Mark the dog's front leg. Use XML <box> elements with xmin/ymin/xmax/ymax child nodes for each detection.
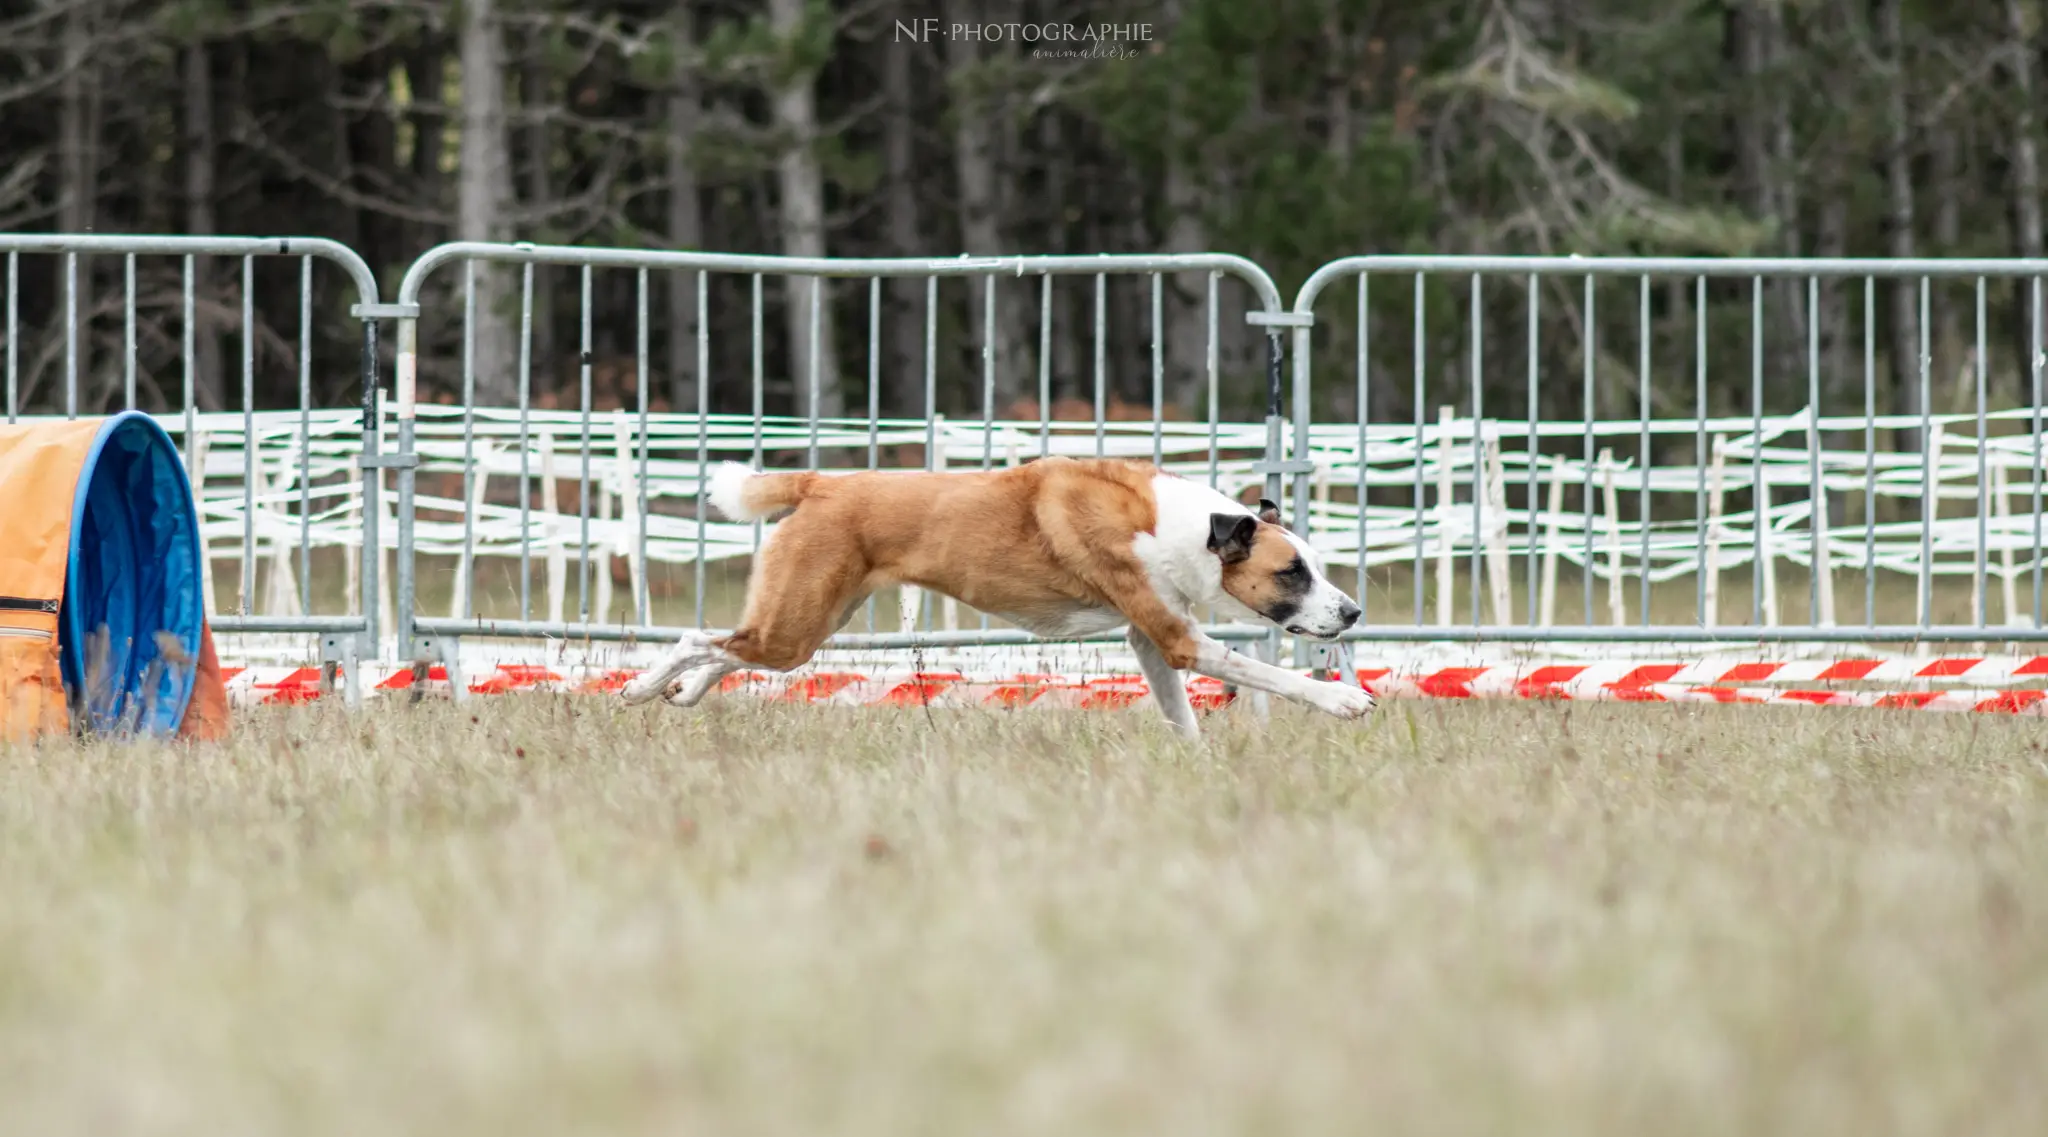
<box><xmin>1127</xmin><ymin>627</ymin><xmax>1200</xmax><ymax>740</ymax></box>
<box><xmin>1188</xmin><ymin>635</ymin><xmax>1376</xmax><ymax>720</ymax></box>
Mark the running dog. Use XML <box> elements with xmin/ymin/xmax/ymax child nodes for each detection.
<box><xmin>619</xmin><ymin>457</ymin><xmax>1372</xmax><ymax>738</ymax></box>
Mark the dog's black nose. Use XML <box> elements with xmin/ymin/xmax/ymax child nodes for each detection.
<box><xmin>1338</xmin><ymin>601</ymin><xmax>1361</xmax><ymax>627</ymax></box>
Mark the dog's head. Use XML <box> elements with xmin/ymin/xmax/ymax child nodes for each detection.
<box><xmin>1206</xmin><ymin>499</ymin><xmax>1360</xmax><ymax>640</ymax></box>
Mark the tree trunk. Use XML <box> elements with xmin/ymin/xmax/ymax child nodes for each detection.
<box><xmin>942</xmin><ymin>0</ymin><xmax>1028</xmax><ymax>411</ymax></box>
<box><xmin>1728</xmin><ymin>3</ymin><xmax>1772</xmax><ymax>234</ymax></box>
<box><xmin>666</xmin><ymin>5</ymin><xmax>705</xmax><ymax>416</ymax></box>
<box><xmin>1768</xmin><ymin>3</ymin><xmax>1807</xmax><ymax>388</ymax></box>
<box><xmin>57</xmin><ymin>0</ymin><xmax>97</xmax><ymax>411</ymax></box>
<box><xmin>768</xmin><ymin>0</ymin><xmax>841</xmax><ymax>420</ymax></box>
<box><xmin>2006</xmin><ymin>0</ymin><xmax>2044</xmax><ymax>406</ymax></box>
<box><xmin>183</xmin><ymin>42</ymin><xmax>225</xmax><ymax>412</ymax></box>
<box><xmin>458</xmin><ymin>0</ymin><xmax>517</xmax><ymax>405</ymax></box>
<box><xmin>881</xmin><ymin>1</ymin><xmax>924</xmax><ymax>417</ymax></box>
<box><xmin>522</xmin><ymin>26</ymin><xmax>555</xmax><ymax>384</ymax></box>
<box><xmin>1930</xmin><ymin>117</ymin><xmax>1964</xmax><ymax>409</ymax></box>
<box><xmin>1878</xmin><ymin>0</ymin><xmax>1923</xmax><ymax>450</ymax></box>
<box><xmin>1161</xmin><ymin>0</ymin><xmax>1211</xmax><ymax>416</ymax></box>
<box><xmin>408</xmin><ymin>48</ymin><xmax>449</xmax><ymax>260</ymax></box>
<box><xmin>1041</xmin><ymin>111</ymin><xmax>1083</xmax><ymax>405</ymax></box>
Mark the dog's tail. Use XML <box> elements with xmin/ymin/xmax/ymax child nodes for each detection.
<box><xmin>708</xmin><ymin>462</ymin><xmax>816</xmax><ymax>521</ymax></box>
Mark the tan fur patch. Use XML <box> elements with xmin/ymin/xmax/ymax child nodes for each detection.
<box><xmin>1218</xmin><ymin>525</ymin><xmax>1304</xmax><ymax>618</ymax></box>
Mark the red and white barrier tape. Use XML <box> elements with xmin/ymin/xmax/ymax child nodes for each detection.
<box><xmin>218</xmin><ymin>663</ymin><xmax>2048</xmax><ymax>716</ymax></box>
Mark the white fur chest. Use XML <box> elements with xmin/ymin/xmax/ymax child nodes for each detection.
<box><xmin>1131</xmin><ymin>474</ymin><xmax>1260</xmax><ymax>620</ymax></box>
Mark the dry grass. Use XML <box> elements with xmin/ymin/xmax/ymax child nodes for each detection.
<box><xmin>3</xmin><ymin>697</ymin><xmax>2047</xmax><ymax>1136</ymax></box>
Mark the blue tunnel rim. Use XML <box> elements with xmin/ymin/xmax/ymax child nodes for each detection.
<box><xmin>59</xmin><ymin>410</ymin><xmax>205</xmax><ymax>735</ymax></box>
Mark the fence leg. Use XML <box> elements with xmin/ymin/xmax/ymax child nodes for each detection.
<box><xmin>443</xmin><ymin>637</ymin><xmax>468</xmax><ymax>705</ymax></box>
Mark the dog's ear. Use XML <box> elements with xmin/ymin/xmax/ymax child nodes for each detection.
<box><xmin>1256</xmin><ymin>498</ymin><xmax>1283</xmax><ymax>527</ymax></box>
<box><xmin>1208</xmin><ymin>513</ymin><xmax>1259</xmax><ymax>565</ymax></box>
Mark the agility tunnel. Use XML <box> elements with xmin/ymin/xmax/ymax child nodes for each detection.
<box><xmin>0</xmin><ymin>411</ymin><xmax>227</xmax><ymax>742</ymax></box>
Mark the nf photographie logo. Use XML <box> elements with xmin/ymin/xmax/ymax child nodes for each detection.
<box><xmin>895</xmin><ymin>20</ymin><xmax>1153</xmax><ymax>59</ymax></box>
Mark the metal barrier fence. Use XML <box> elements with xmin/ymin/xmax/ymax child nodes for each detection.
<box><xmin>8</xmin><ymin>237</ymin><xmax>2048</xmax><ymax>694</ymax></box>
<box><xmin>1292</xmin><ymin>256</ymin><xmax>2048</xmax><ymax>645</ymax></box>
<box><xmin>384</xmin><ymin>243</ymin><xmax>1300</xmax><ymax>679</ymax></box>
<box><xmin>0</xmin><ymin>234</ymin><xmax>398</xmax><ymax>701</ymax></box>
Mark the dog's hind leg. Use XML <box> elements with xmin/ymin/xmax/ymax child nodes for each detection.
<box><xmin>621</xmin><ymin>632</ymin><xmax>728</xmax><ymax>705</ymax></box>
<box><xmin>667</xmin><ymin>593</ymin><xmax>867</xmax><ymax>709</ymax></box>
<box><xmin>710</xmin><ymin>508</ymin><xmax>870</xmax><ymax>674</ymax></box>
<box><xmin>664</xmin><ymin>660</ymin><xmax>735</xmax><ymax>708</ymax></box>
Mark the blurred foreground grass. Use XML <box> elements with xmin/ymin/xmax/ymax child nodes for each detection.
<box><xmin>2</xmin><ymin>697</ymin><xmax>2046</xmax><ymax>1136</ymax></box>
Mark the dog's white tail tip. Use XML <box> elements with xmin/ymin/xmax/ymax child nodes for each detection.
<box><xmin>707</xmin><ymin>462</ymin><xmax>760</xmax><ymax>522</ymax></box>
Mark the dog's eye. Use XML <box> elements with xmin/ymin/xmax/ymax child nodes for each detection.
<box><xmin>1279</xmin><ymin>559</ymin><xmax>1309</xmax><ymax>580</ymax></box>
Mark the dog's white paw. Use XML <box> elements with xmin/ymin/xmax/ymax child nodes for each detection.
<box><xmin>619</xmin><ymin>674</ymin><xmax>668</xmax><ymax>705</ymax></box>
<box><xmin>1311</xmin><ymin>680</ymin><xmax>1377</xmax><ymax>719</ymax></box>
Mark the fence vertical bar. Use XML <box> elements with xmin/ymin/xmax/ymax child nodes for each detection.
<box><xmin>241</xmin><ymin>256</ymin><xmax>256</xmax><ymax>616</ymax></box>
<box><xmin>299</xmin><ymin>256</ymin><xmax>314</xmax><ymax>616</ymax></box>
<box><xmin>64</xmin><ymin>253</ymin><xmax>78</xmax><ymax>419</ymax></box>
<box><xmin>1919</xmin><ymin>277</ymin><xmax>1932</xmax><ymax>631</ymax></box>
<box><xmin>1807</xmin><ymin>275</ymin><xmax>1823</xmax><ymax>626</ymax></box>
<box><xmin>2023</xmin><ymin>276</ymin><xmax>2039</xmax><ymax>630</ymax></box>
<box><xmin>1526</xmin><ymin>275</ymin><xmax>1539</xmax><ymax>627</ymax></box>
<box><xmin>394</xmin><ymin>297</ymin><xmax>419</xmax><ymax>666</ymax></box>
<box><xmin>984</xmin><ymin>275</ymin><xmax>997</xmax><ymax>472</ymax></box>
<box><xmin>1414</xmin><ymin>273</ymin><xmax>1427</xmax><ymax>627</ymax></box>
<box><xmin>1360</xmin><ymin>275</ymin><xmax>1371</xmax><ymax>617</ymax></box>
<box><xmin>985</xmin><ymin>275</ymin><xmax>999</xmax><ymax>631</ymax></box>
<box><xmin>752</xmin><ymin>274</ymin><xmax>765</xmax><ymax>558</ymax></box>
<box><xmin>1150</xmin><ymin>273</ymin><xmax>1164</xmax><ymax>468</ymax></box>
<box><xmin>578</xmin><ymin>265</ymin><xmax>593</xmax><ymax>626</ymax></box>
<box><xmin>1093</xmin><ymin>273</ymin><xmax>1107</xmax><ymax>459</ymax></box>
<box><xmin>1470</xmin><ymin>273</ymin><xmax>1484</xmax><ymax>628</ymax></box>
<box><xmin>923</xmin><ymin>275</ymin><xmax>937</xmax><ymax>631</ymax></box>
<box><xmin>5</xmin><ymin>252</ymin><xmax>16</xmax><ymax>422</ymax></box>
<box><xmin>811</xmin><ymin>275</ymin><xmax>824</xmax><ymax>471</ymax></box>
<box><xmin>867</xmin><ymin>277</ymin><xmax>880</xmax><ymax>631</ymax></box>
<box><xmin>1751</xmin><ymin>277</ymin><xmax>1763</xmax><ymax>627</ymax></box>
<box><xmin>1694</xmin><ymin>276</ymin><xmax>1707</xmax><ymax>625</ymax></box>
<box><xmin>1974</xmin><ymin>276</ymin><xmax>1989</xmax><ymax>630</ymax></box>
<box><xmin>1865</xmin><ymin>277</ymin><xmax>1877</xmax><ymax>625</ymax></box>
<box><xmin>868</xmin><ymin>277</ymin><xmax>881</xmax><ymax>474</ymax></box>
<box><xmin>183</xmin><ymin>257</ymin><xmax>195</xmax><ymax>471</ymax></box>
<box><xmin>517</xmin><ymin>264</ymin><xmax>534</xmax><ymax>623</ymax></box>
<box><xmin>123</xmin><ymin>255</ymin><xmax>136</xmax><ymax>409</ymax></box>
<box><xmin>358</xmin><ymin>310</ymin><xmax>381</xmax><ymax>663</ymax></box>
<box><xmin>1636</xmin><ymin>275</ymin><xmax>1650</xmax><ymax>626</ymax></box>
<box><xmin>451</xmin><ymin>262</ymin><xmax>476</xmax><ymax>624</ymax></box>
<box><xmin>1582</xmin><ymin>276</ymin><xmax>1596</xmax><ymax>624</ymax></box>
<box><xmin>695</xmin><ymin>271</ymin><xmax>709</xmax><ymax>630</ymax></box>
<box><xmin>635</xmin><ymin>267</ymin><xmax>651</xmax><ymax>627</ymax></box>
<box><xmin>1207</xmin><ymin>273</ymin><xmax>1219</xmax><ymax>489</ymax></box>
<box><xmin>1040</xmin><ymin>275</ymin><xmax>1053</xmax><ymax>461</ymax></box>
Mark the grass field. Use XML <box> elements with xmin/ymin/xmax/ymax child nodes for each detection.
<box><xmin>3</xmin><ymin>697</ymin><xmax>2046</xmax><ymax>1136</ymax></box>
